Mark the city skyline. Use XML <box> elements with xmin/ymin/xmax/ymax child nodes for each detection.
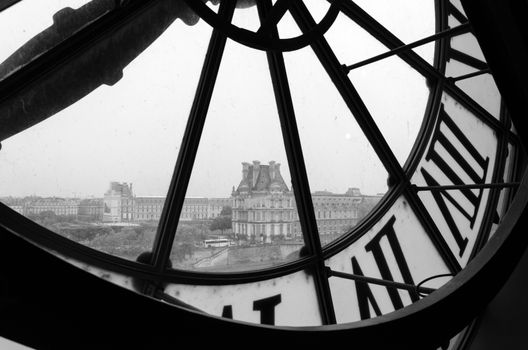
<box><xmin>0</xmin><ymin>176</ymin><xmax>386</xmax><ymax>200</ymax></box>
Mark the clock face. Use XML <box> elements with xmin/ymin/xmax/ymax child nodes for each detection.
<box><xmin>0</xmin><ymin>0</ymin><xmax>524</xmax><ymax>344</ymax></box>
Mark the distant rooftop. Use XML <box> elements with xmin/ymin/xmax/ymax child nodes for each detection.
<box><xmin>234</xmin><ymin>160</ymin><xmax>289</xmax><ymax>194</ymax></box>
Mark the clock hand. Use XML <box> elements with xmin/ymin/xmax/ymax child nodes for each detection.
<box><xmin>326</xmin><ymin>267</ymin><xmax>445</xmax><ymax>296</ymax></box>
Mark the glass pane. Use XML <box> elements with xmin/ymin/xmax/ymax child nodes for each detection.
<box><xmin>276</xmin><ymin>6</ymin><xmax>302</xmax><ymax>39</ymax></box>
<box><xmin>411</xmin><ymin>93</ymin><xmax>498</xmax><ymax>267</ymax></box>
<box><xmin>411</xmin><ymin>41</ymin><xmax>436</xmax><ymax>66</ymax></box>
<box><xmin>353</xmin><ymin>0</ymin><xmax>435</xmax><ymax>44</ymax></box>
<box><xmin>0</xmin><ymin>16</ymin><xmax>213</xmax><ymax>260</ymax></box>
<box><xmin>274</xmin><ymin>0</ymin><xmax>330</xmax><ymax>36</ymax></box>
<box><xmin>445</xmin><ymin>33</ymin><xmax>486</xmax><ymax>77</ymax></box>
<box><xmin>0</xmin><ymin>0</ymin><xmax>113</xmax><ymax>80</ymax></box>
<box><xmin>446</xmin><ymin>58</ymin><xmax>477</xmax><ymax>78</ymax></box>
<box><xmin>455</xmin><ymin>74</ymin><xmax>501</xmax><ymax>119</ymax></box>
<box><xmin>325</xmin><ymin>12</ymin><xmax>387</xmax><ymax>68</ymax></box>
<box><xmin>284</xmin><ymin>44</ymin><xmax>388</xmax><ymax>246</ymax></box>
<box><xmin>326</xmin><ymin>196</ymin><xmax>452</xmax><ymax>323</ymax></box>
<box><xmin>450</xmin><ymin>33</ymin><xmax>485</xmax><ymax>63</ymax></box>
<box><xmin>349</xmin><ymin>55</ymin><xmax>431</xmax><ymax>166</ymax></box>
<box><xmin>446</xmin><ymin>31</ymin><xmax>501</xmax><ymax>119</ymax></box>
<box><xmin>303</xmin><ymin>0</ymin><xmax>331</xmax><ymax>23</ymax></box>
<box><xmin>164</xmin><ymin>269</ymin><xmax>322</xmax><ymax>326</ymax></box>
<box><xmin>170</xmin><ymin>39</ymin><xmax>304</xmax><ymax>272</ymax></box>
<box><xmin>231</xmin><ymin>1</ymin><xmax>260</xmax><ymax>32</ymax></box>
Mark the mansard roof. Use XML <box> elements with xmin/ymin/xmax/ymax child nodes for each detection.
<box><xmin>235</xmin><ymin>160</ymin><xmax>289</xmax><ymax>194</ymax></box>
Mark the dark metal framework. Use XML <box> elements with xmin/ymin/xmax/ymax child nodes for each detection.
<box><xmin>0</xmin><ymin>0</ymin><xmax>524</xmax><ymax>339</ymax></box>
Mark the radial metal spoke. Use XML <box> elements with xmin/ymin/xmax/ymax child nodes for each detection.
<box><xmin>257</xmin><ymin>0</ymin><xmax>336</xmax><ymax>324</ymax></box>
<box><xmin>150</xmin><ymin>0</ymin><xmax>236</xmax><ymax>273</ymax></box>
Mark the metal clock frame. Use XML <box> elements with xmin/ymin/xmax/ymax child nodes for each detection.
<box><xmin>0</xmin><ymin>0</ymin><xmax>525</xmax><ymax>346</ymax></box>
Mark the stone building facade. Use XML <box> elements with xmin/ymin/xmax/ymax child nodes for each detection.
<box><xmin>102</xmin><ymin>182</ymin><xmax>231</xmax><ymax>223</ymax></box>
<box><xmin>231</xmin><ymin>161</ymin><xmax>299</xmax><ymax>243</ymax></box>
<box><xmin>231</xmin><ymin>161</ymin><xmax>384</xmax><ymax>243</ymax></box>
<box><xmin>3</xmin><ymin>196</ymin><xmax>99</xmax><ymax>219</ymax></box>
<box><xmin>78</xmin><ymin>198</ymin><xmax>104</xmax><ymax>221</ymax></box>
<box><xmin>134</xmin><ymin>196</ymin><xmax>165</xmax><ymax>222</ymax></box>
<box><xmin>312</xmin><ymin>188</ymin><xmax>363</xmax><ymax>235</ymax></box>
<box><xmin>103</xmin><ymin>182</ymin><xmax>135</xmax><ymax>223</ymax></box>
<box><xmin>14</xmin><ymin>197</ymin><xmax>80</xmax><ymax>217</ymax></box>
<box><xmin>179</xmin><ymin>198</ymin><xmax>232</xmax><ymax>221</ymax></box>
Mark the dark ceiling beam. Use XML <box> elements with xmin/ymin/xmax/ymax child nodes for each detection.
<box><xmin>0</xmin><ymin>0</ymin><xmax>197</xmax><ymax>141</ymax></box>
<box><xmin>0</xmin><ymin>0</ymin><xmax>21</xmax><ymax>13</ymax></box>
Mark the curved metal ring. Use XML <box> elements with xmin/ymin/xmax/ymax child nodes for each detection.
<box><xmin>182</xmin><ymin>0</ymin><xmax>341</xmax><ymax>52</ymax></box>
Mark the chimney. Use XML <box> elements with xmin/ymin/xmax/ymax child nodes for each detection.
<box><xmin>252</xmin><ymin>160</ymin><xmax>261</xmax><ymax>187</ymax></box>
<box><xmin>242</xmin><ymin>162</ymin><xmax>250</xmax><ymax>181</ymax></box>
<box><xmin>269</xmin><ymin>160</ymin><xmax>276</xmax><ymax>180</ymax></box>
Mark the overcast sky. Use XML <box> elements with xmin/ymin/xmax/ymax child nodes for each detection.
<box><xmin>0</xmin><ymin>0</ymin><xmax>434</xmax><ymax>198</ymax></box>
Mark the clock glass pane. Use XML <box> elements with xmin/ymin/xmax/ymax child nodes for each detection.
<box><xmin>283</xmin><ymin>45</ymin><xmax>388</xmax><ymax>246</ymax></box>
<box><xmin>348</xmin><ymin>55</ymin><xmax>431</xmax><ymax>166</ymax></box>
<box><xmin>170</xmin><ymin>38</ymin><xmax>305</xmax><ymax>272</ymax></box>
<box><xmin>324</xmin><ymin>12</ymin><xmax>386</xmax><ymax>65</ymax></box>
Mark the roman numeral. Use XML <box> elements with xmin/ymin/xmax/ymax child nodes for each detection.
<box><xmin>253</xmin><ymin>294</ymin><xmax>282</xmax><ymax>325</ymax></box>
<box><xmin>448</xmin><ymin>2</ymin><xmax>468</xmax><ymax>24</ymax></box>
<box><xmin>352</xmin><ymin>216</ymin><xmax>419</xmax><ymax>320</ymax></box>
<box><xmin>420</xmin><ymin>106</ymin><xmax>489</xmax><ymax>257</ymax></box>
<box><xmin>448</xmin><ymin>48</ymin><xmax>488</xmax><ymax>71</ymax></box>
<box><xmin>221</xmin><ymin>294</ymin><xmax>282</xmax><ymax>325</ymax></box>
<box><xmin>222</xmin><ymin>305</ymin><xmax>233</xmax><ymax>319</ymax></box>
<box><xmin>351</xmin><ymin>256</ymin><xmax>382</xmax><ymax>320</ymax></box>
<box><xmin>447</xmin><ymin>2</ymin><xmax>488</xmax><ymax>72</ymax></box>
